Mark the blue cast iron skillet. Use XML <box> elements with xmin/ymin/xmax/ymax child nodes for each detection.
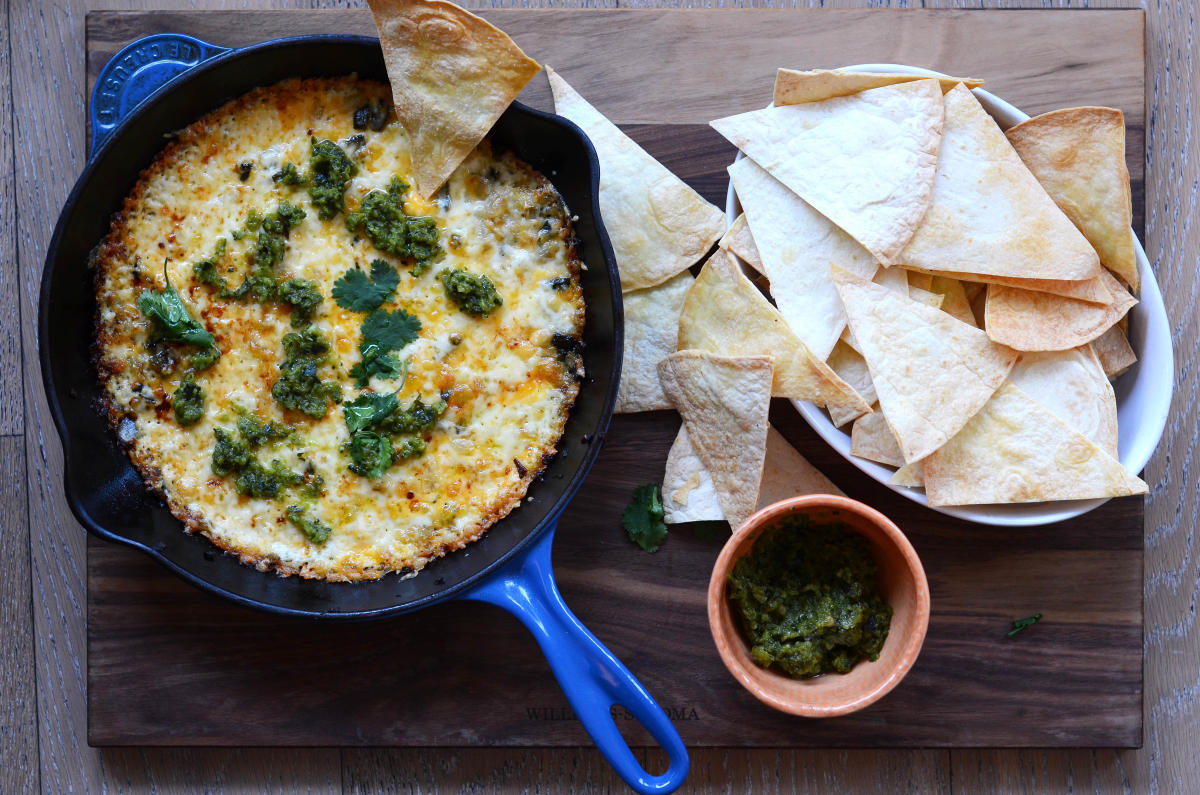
<box><xmin>41</xmin><ymin>33</ymin><xmax>687</xmax><ymax>794</ymax></box>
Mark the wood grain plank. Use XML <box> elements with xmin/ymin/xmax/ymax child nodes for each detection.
<box><xmin>79</xmin><ymin>3</ymin><xmax>1143</xmax><ymax>756</ymax></box>
<box><xmin>96</xmin><ymin>749</ymin><xmax>343</xmax><ymax>793</ymax></box>
<box><xmin>0</xmin><ymin>0</ymin><xmax>20</xmax><ymax>436</ymax></box>
<box><xmin>342</xmin><ymin>748</ymin><xmax>951</xmax><ymax>793</ymax></box>
<box><xmin>0</xmin><ymin>437</ymin><xmax>37</xmax><ymax>795</ymax></box>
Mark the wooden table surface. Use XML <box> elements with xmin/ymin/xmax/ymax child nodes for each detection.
<box><xmin>3</xmin><ymin>1</ymin><xmax>1196</xmax><ymax>793</ymax></box>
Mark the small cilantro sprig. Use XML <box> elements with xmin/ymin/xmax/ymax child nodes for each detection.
<box><xmin>349</xmin><ymin>307</ymin><xmax>421</xmax><ymax>388</ymax></box>
<box><xmin>622</xmin><ymin>484</ymin><xmax>668</xmax><ymax>553</ymax></box>
<box><xmin>361</xmin><ymin>306</ymin><xmax>421</xmax><ymax>351</ymax></box>
<box><xmin>343</xmin><ymin>391</ymin><xmax>400</xmax><ymax>435</ymax></box>
<box><xmin>349</xmin><ymin>351</ymin><xmax>405</xmax><ymax>389</ymax></box>
<box><xmin>332</xmin><ymin>259</ymin><xmax>399</xmax><ymax>312</ymax></box>
<box><xmin>138</xmin><ymin>262</ymin><xmax>215</xmax><ymax>348</ymax></box>
<box><xmin>1007</xmin><ymin>613</ymin><xmax>1043</xmax><ymax>638</ymax></box>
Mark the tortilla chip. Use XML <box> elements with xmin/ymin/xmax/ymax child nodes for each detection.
<box><xmin>773</xmin><ymin>68</ymin><xmax>983</xmax><ymax>105</ymax></box>
<box><xmin>890</xmin><ymin>460</ymin><xmax>925</xmax><ymax>488</ymax></box>
<box><xmin>664</xmin><ymin>425</ymin><xmax>843</xmax><ymax>524</ymax></box>
<box><xmin>924</xmin><ymin>382</ymin><xmax>1147</xmax><ymax>506</ymax></box>
<box><xmin>899</xmin><ymin>85</ymin><xmax>1101</xmax><ymax>283</ymax></box>
<box><xmin>657</xmin><ymin>351</ymin><xmax>773</xmax><ymax>529</ymax></box>
<box><xmin>678</xmin><ymin>251</ymin><xmax>869</xmax><ymax>413</ymax></box>
<box><xmin>827</xmin><ymin>341</ymin><xmax>876</xmax><ymax>427</ymax></box>
<box><xmin>841</xmin><ymin>267</ymin><xmax>912</xmax><ymax>353</ymax></box>
<box><xmin>929</xmin><ymin>276</ymin><xmax>976</xmax><ymax>326</ymax></box>
<box><xmin>1006</xmin><ymin>107</ymin><xmax>1137</xmax><ymax>290</ymax></box>
<box><xmin>908</xmin><ymin>285</ymin><xmax>944</xmax><ymax>308</ymax></box>
<box><xmin>834</xmin><ymin>267</ymin><xmax>1018</xmax><ymax>463</ymax></box>
<box><xmin>901</xmin><ymin>267</ymin><xmax>1112</xmax><ymax>304</ymax></box>
<box><xmin>547</xmin><ymin>68</ymin><xmax>724</xmax><ymax>291</ymax></box>
<box><xmin>1008</xmin><ymin>347</ymin><xmax>1118</xmax><ymax>457</ymax></box>
<box><xmin>662</xmin><ymin>425</ymin><xmax>723</xmax><ymax>524</ymax></box>
<box><xmin>616</xmin><ymin>271</ymin><xmax>694</xmax><ymax>413</ymax></box>
<box><xmin>758</xmin><ymin>425</ymin><xmax>845</xmax><ymax>503</ymax></box>
<box><xmin>728</xmin><ymin>156</ymin><xmax>878</xmax><ymax>360</ymax></box>
<box><xmin>368</xmin><ymin>0</ymin><xmax>542</xmax><ymax>199</ymax></box>
<box><xmin>851</xmin><ymin>409</ymin><xmax>905</xmax><ymax>467</ymax></box>
<box><xmin>985</xmin><ymin>270</ymin><xmax>1137</xmax><ymax>351</ymax></box>
<box><xmin>719</xmin><ymin>213</ymin><xmax>765</xmax><ymax>277</ymax></box>
<box><xmin>711</xmin><ymin>80</ymin><xmax>943</xmax><ymax>266</ymax></box>
<box><xmin>906</xmin><ymin>271</ymin><xmax>933</xmax><ymax>292</ymax></box>
<box><xmin>1092</xmin><ymin>324</ymin><xmax>1138</xmax><ymax>378</ymax></box>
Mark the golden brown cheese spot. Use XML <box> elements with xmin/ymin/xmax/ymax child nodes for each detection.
<box><xmin>94</xmin><ymin>77</ymin><xmax>584</xmax><ymax>582</ymax></box>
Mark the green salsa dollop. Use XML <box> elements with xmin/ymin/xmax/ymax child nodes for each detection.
<box><xmin>727</xmin><ymin>515</ymin><xmax>893</xmax><ymax>678</ymax></box>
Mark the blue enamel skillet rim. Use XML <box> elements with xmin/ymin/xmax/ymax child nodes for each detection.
<box><xmin>40</xmin><ymin>33</ymin><xmax>687</xmax><ymax>794</ymax></box>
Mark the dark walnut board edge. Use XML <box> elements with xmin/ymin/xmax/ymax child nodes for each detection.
<box><xmin>84</xmin><ymin>9</ymin><xmax>1145</xmax><ymax>749</ymax></box>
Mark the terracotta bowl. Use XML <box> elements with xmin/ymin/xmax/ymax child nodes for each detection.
<box><xmin>707</xmin><ymin>495</ymin><xmax>930</xmax><ymax>717</ymax></box>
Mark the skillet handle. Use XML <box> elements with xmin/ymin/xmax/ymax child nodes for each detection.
<box><xmin>458</xmin><ymin>525</ymin><xmax>689</xmax><ymax>794</ymax></box>
<box><xmin>90</xmin><ymin>33</ymin><xmax>231</xmax><ymax>157</ymax></box>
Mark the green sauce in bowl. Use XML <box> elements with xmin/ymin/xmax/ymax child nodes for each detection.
<box><xmin>727</xmin><ymin>516</ymin><xmax>893</xmax><ymax>678</ymax></box>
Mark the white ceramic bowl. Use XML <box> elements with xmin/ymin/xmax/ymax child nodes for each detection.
<box><xmin>725</xmin><ymin>63</ymin><xmax>1173</xmax><ymax>527</ymax></box>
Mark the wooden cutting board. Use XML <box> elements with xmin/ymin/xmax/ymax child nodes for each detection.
<box><xmin>85</xmin><ymin>9</ymin><xmax>1146</xmax><ymax>749</ymax></box>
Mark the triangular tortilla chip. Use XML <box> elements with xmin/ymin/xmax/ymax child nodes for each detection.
<box><xmin>1006</xmin><ymin>107</ymin><xmax>1137</xmax><ymax>290</ymax></box>
<box><xmin>663</xmin><ymin>425</ymin><xmax>843</xmax><ymax>524</ymax></box>
<box><xmin>925</xmin><ymin>382</ymin><xmax>1146</xmax><ymax>506</ymax></box>
<box><xmin>834</xmin><ymin>267</ymin><xmax>1018</xmax><ymax>463</ymax></box>
<box><xmin>711</xmin><ymin>80</ymin><xmax>943</xmax><ymax>266</ymax></box>
<box><xmin>729</xmin><ymin>156</ymin><xmax>879</xmax><ymax>360</ymax></box>
<box><xmin>616</xmin><ymin>271</ymin><xmax>694</xmax><ymax>413</ymax></box>
<box><xmin>758</xmin><ymin>425</ymin><xmax>845</xmax><ymax>504</ymax></box>
<box><xmin>1091</xmin><ymin>324</ymin><xmax>1138</xmax><ymax>378</ymax></box>
<box><xmin>889</xmin><ymin>460</ymin><xmax>925</xmax><ymax>488</ymax></box>
<box><xmin>985</xmin><ymin>270</ymin><xmax>1137</xmax><ymax>351</ymax></box>
<box><xmin>899</xmin><ymin>85</ymin><xmax>1101</xmax><ymax>283</ymax></box>
<box><xmin>678</xmin><ymin>251</ymin><xmax>869</xmax><ymax>413</ymax></box>
<box><xmin>657</xmin><ymin>351</ymin><xmax>773</xmax><ymax>529</ymax></box>
<box><xmin>773</xmin><ymin>68</ymin><xmax>983</xmax><ymax>105</ymax></box>
<box><xmin>368</xmin><ymin>0</ymin><xmax>542</xmax><ymax>199</ymax></box>
<box><xmin>840</xmin><ymin>266</ymin><xmax>912</xmax><ymax>353</ymax></box>
<box><xmin>662</xmin><ymin>425</ymin><xmax>723</xmax><ymax>524</ymax></box>
<box><xmin>851</xmin><ymin>409</ymin><xmax>905</xmax><ymax>467</ymax></box>
<box><xmin>908</xmin><ymin>285</ymin><xmax>943</xmax><ymax>308</ymax></box>
<box><xmin>929</xmin><ymin>275</ymin><xmax>977</xmax><ymax>326</ymax></box>
<box><xmin>1008</xmin><ymin>347</ymin><xmax>1118</xmax><ymax>457</ymax></box>
<box><xmin>827</xmin><ymin>341</ymin><xmax>876</xmax><ymax>427</ymax></box>
<box><xmin>547</xmin><ymin>67</ymin><xmax>724</xmax><ymax>291</ymax></box>
<box><xmin>901</xmin><ymin>267</ymin><xmax>1112</xmax><ymax>304</ymax></box>
<box><xmin>718</xmin><ymin>213</ymin><xmax>765</xmax><ymax>277</ymax></box>
<box><xmin>906</xmin><ymin>271</ymin><xmax>933</xmax><ymax>291</ymax></box>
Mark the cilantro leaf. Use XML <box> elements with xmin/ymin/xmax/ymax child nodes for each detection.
<box><xmin>332</xmin><ymin>259</ymin><xmax>399</xmax><ymax>312</ymax></box>
<box><xmin>622</xmin><ymin>484</ymin><xmax>668</xmax><ymax>553</ymax></box>
<box><xmin>343</xmin><ymin>391</ymin><xmax>400</xmax><ymax>435</ymax></box>
<box><xmin>361</xmin><ymin>307</ymin><xmax>421</xmax><ymax>353</ymax></box>
<box><xmin>137</xmin><ymin>264</ymin><xmax>215</xmax><ymax>349</ymax></box>
<box><xmin>369</xmin><ymin>258</ymin><xmax>400</xmax><ymax>297</ymax></box>
<box><xmin>349</xmin><ymin>352</ymin><xmax>404</xmax><ymax>390</ymax></box>
<box><xmin>1007</xmin><ymin>613</ymin><xmax>1043</xmax><ymax>638</ymax></box>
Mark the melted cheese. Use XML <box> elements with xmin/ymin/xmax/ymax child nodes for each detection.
<box><xmin>95</xmin><ymin>77</ymin><xmax>584</xmax><ymax>581</ymax></box>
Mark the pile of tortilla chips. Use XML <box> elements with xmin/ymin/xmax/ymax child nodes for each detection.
<box><xmin>546</xmin><ymin>70</ymin><xmax>853</xmax><ymax>525</ymax></box>
<box><xmin>361</xmin><ymin>9</ymin><xmax>1144</xmax><ymax>515</ymax></box>
<box><xmin>705</xmin><ymin>68</ymin><xmax>1148</xmax><ymax>507</ymax></box>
